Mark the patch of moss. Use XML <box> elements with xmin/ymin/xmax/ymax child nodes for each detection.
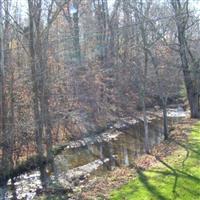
<box><xmin>110</xmin><ymin>122</ymin><xmax>200</xmax><ymax>200</ymax></box>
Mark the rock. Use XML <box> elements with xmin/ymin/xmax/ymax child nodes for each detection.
<box><xmin>73</xmin><ymin>179</ymin><xmax>79</xmax><ymax>186</ymax></box>
<box><xmin>79</xmin><ymin>175</ymin><xmax>85</xmax><ymax>181</ymax></box>
<box><xmin>154</xmin><ymin>105</ymin><xmax>160</xmax><ymax>111</ymax></box>
<box><xmin>177</xmin><ymin>105</ymin><xmax>184</xmax><ymax>112</ymax></box>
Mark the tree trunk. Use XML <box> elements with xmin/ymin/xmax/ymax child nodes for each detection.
<box><xmin>171</xmin><ymin>0</ymin><xmax>200</xmax><ymax>118</ymax></box>
<box><xmin>178</xmin><ymin>28</ymin><xmax>200</xmax><ymax>118</ymax></box>
<box><xmin>148</xmin><ymin>51</ymin><xmax>169</xmax><ymax>139</ymax></box>
<box><xmin>28</xmin><ymin>0</ymin><xmax>44</xmax><ymax>157</ymax></box>
<box><xmin>142</xmin><ymin>50</ymin><xmax>149</xmax><ymax>153</ymax></box>
<box><xmin>162</xmin><ymin>98</ymin><xmax>168</xmax><ymax>140</ymax></box>
<box><xmin>1</xmin><ymin>0</ymin><xmax>14</xmax><ymax>176</ymax></box>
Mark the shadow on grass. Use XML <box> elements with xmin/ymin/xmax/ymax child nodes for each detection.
<box><xmin>171</xmin><ymin>137</ymin><xmax>200</xmax><ymax>173</ymax></box>
<box><xmin>173</xmin><ymin>140</ymin><xmax>200</xmax><ymax>155</ymax></box>
<box><xmin>147</xmin><ymin>169</ymin><xmax>200</xmax><ymax>183</ymax></box>
<box><xmin>152</xmin><ymin>155</ymin><xmax>200</xmax><ymax>199</ymax></box>
<box><xmin>133</xmin><ymin>148</ymin><xmax>200</xmax><ymax>200</ymax></box>
<box><xmin>181</xmin><ymin>186</ymin><xmax>200</xmax><ymax>196</ymax></box>
<box><xmin>135</xmin><ymin>167</ymin><xmax>168</xmax><ymax>200</ymax></box>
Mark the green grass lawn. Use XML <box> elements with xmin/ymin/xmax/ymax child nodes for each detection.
<box><xmin>110</xmin><ymin>122</ymin><xmax>200</xmax><ymax>200</ymax></box>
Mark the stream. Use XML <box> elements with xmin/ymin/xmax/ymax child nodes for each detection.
<box><xmin>0</xmin><ymin>109</ymin><xmax>189</xmax><ymax>200</ymax></box>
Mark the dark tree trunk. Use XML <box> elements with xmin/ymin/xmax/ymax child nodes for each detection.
<box><xmin>171</xmin><ymin>0</ymin><xmax>200</xmax><ymax>118</ymax></box>
<box><xmin>162</xmin><ymin>98</ymin><xmax>168</xmax><ymax>140</ymax></box>
<box><xmin>1</xmin><ymin>0</ymin><xmax>14</xmax><ymax>175</ymax></box>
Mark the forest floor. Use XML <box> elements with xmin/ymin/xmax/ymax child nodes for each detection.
<box><xmin>78</xmin><ymin>118</ymin><xmax>200</xmax><ymax>200</ymax></box>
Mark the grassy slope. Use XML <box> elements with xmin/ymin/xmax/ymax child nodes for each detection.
<box><xmin>110</xmin><ymin>122</ymin><xmax>200</xmax><ymax>200</ymax></box>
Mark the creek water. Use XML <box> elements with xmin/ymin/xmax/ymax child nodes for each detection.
<box><xmin>0</xmin><ymin>109</ymin><xmax>189</xmax><ymax>200</ymax></box>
